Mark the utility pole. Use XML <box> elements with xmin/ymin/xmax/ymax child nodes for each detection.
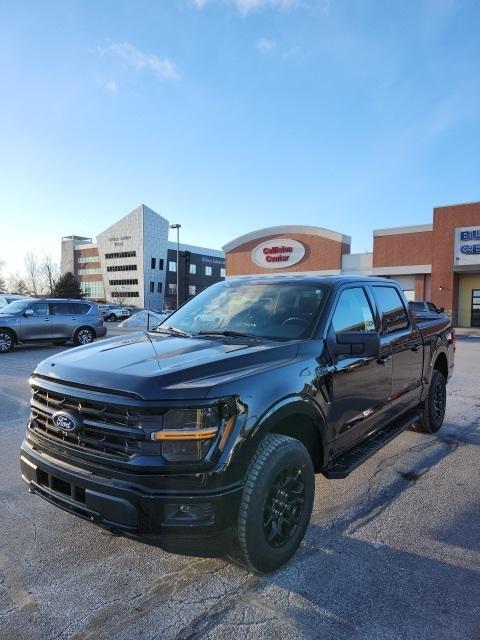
<box><xmin>169</xmin><ymin>223</ymin><xmax>181</xmax><ymax>309</ymax></box>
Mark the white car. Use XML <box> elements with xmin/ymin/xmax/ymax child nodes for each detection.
<box><xmin>98</xmin><ymin>304</ymin><xmax>131</xmax><ymax>322</ymax></box>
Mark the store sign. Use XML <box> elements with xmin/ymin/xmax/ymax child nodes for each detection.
<box><xmin>251</xmin><ymin>238</ymin><xmax>306</xmax><ymax>269</ymax></box>
<box><xmin>454</xmin><ymin>226</ymin><xmax>480</xmax><ymax>266</ymax></box>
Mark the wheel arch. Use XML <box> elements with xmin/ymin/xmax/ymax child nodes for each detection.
<box><xmin>433</xmin><ymin>351</ymin><xmax>448</xmax><ymax>381</ymax></box>
<box><xmin>0</xmin><ymin>326</ymin><xmax>18</xmax><ymax>343</ymax></box>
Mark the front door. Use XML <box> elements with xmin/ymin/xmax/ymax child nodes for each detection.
<box><xmin>20</xmin><ymin>302</ymin><xmax>51</xmax><ymax>340</ymax></box>
<box><xmin>472</xmin><ymin>289</ymin><xmax>480</xmax><ymax>327</ymax></box>
<box><xmin>326</xmin><ymin>286</ymin><xmax>392</xmax><ymax>455</ymax></box>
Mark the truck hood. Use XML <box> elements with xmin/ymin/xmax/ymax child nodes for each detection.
<box><xmin>34</xmin><ymin>332</ymin><xmax>299</xmax><ymax>400</ymax></box>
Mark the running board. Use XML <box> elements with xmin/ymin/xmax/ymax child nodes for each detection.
<box><xmin>323</xmin><ymin>411</ymin><xmax>420</xmax><ymax>479</ymax></box>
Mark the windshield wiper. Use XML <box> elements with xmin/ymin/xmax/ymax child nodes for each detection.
<box><xmin>156</xmin><ymin>326</ymin><xmax>191</xmax><ymax>338</ymax></box>
<box><xmin>197</xmin><ymin>330</ymin><xmax>262</xmax><ymax>340</ymax></box>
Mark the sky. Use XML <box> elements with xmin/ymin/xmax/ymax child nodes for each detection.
<box><xmin>0</xmin><ymin>0</ymin><xmax>479</xmax><ymax>277</ymax></box>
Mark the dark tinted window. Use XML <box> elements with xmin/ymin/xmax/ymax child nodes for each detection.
<box><xmin>72</xmin><ymin>303</ymin><xmax>90</xmax><ymax>314</ymax></box>
<box><xmin>331</xmin><ymin>287</ymin><xmax>376</xmax><ymax>334</ymax></box>
<box><xmin>373</xmin><ymin>286</ymin><xmax>409</xmax><ymax>333</ymax></box>
<box><xmin>49</xmin><ymin>302</ymin><xmax>71</xmax><ymax>315</ymax></box>
<box><xmin>409</xmin><ymin>302</ymin><xmax>425</xmax><ymax>312</ymax></box>
<box><xmin>426</xmin><ymin>302</ymin><xmax>438</xmax><ymax>312</ymax></box>
<box><xmin>151</xmin><ymin>257</ymin><xmax>156</xmax><ymax>269</ymax></box>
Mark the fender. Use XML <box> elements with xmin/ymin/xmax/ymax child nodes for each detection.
<box><xmin>420</xmin><ymin>343</ymin><xmax>449</xmax><ymax>402</ymax></box>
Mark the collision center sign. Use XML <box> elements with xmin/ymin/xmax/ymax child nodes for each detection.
<box><xmin>251</xmin><ymin>238</ymin><xmax>306</xmax><ymax>269</ymax></box>
<box><xmin>454</xmin><ymin>226</ymin><xmax>480</xmax><ymax>266</ymax></box>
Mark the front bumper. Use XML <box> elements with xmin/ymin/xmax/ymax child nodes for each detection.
<box><xmin>20</xmin><ymin>439</ymin><xmax>242</xmax><ymax>554</ymax></box>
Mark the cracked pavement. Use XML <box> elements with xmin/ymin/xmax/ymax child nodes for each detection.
<box><xmin>1</xmin><ymin>338</ymin><xmax>479</xmax><ymax>639</ymax></box>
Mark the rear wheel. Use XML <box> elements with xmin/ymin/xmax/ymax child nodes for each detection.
<box><xmin>236</xmin><ymin>434</ymin><xmax>314</xmax><ymax>573</ymax></box>
<box><xmin>108</xmin><ymin>314</ymin><xmax>116</xmax><ymax>322</ymax></box>
<box><xmin>73</xmin><ymin>327</ymin><xmax>95</xmax><ymax>346</ymax></box>
<box><xmin>414</xmin><ymin>370</ymin><xmax>447</xmax><ymax>434</ymax></box>
<box><xmin>0</xmin><ymin>329</ymin><xmax>15</xmax><ymax>353</ymax></box>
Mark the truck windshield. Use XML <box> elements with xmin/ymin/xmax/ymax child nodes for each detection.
<box><xmin>158</xmin><ymin>280</ymin><xmax>328</xmax><ymax>340</ymax></box>
<box><xmin>0</xmin><ymin>300</ymin><xmax>31</xmax><ymax>315</ymax></box>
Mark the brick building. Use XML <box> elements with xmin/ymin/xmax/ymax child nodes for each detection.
<box><xmin>223</xmin><ymin>202</ymin><xmax>480</xmax><ymax>328</ymax></box>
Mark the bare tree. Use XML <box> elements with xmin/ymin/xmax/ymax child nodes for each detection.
<box><xmin>0</xmin><ymin>259</ymin><xmax>6</xmax><ymax>292</ymax></box>
<box><xmin>24</xmin><ymin>252</ymin><xmax>40</xmax><ymax>295</ymax></box>
<box><xmin>41</xmin><ymin>253</ymin><xmax>60</xmax><ymax>296</ymax></box>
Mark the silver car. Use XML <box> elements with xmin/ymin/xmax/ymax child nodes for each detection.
<box><xmin>0</xmin><ymin>298</ymin><xmax>107</xmax><ymax>353</ymax></box>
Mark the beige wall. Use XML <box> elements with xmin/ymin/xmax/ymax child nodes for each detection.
<box><xmin>458</xmin><ymin>274</ymin><xmax>480</xmax><ymax>327</ymax></box>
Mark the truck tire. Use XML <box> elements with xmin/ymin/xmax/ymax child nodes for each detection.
<box><xmin>236</xmin><ymin>434</ymin><xmax>315</xmax><ymax>573</ymax></box>
<box><xmin>0</xmin><ymin>329</ymin><xmax>15</xmax><ymax>353</ymax></box>
<box><xmin>73</xmin><ymin>327</ymin><xmax>95</xmax><ymax>346</ymax></box>
<box><xmin>414</xmin><ymin>370</ymin><xmax>447</xmax><ymax>434</ymax></box>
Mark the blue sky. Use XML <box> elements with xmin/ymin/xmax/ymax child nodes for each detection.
<box><xmin>1</xmin><ymin>0</ymin><xmax>479</xmax><ymax>275</ymax></box>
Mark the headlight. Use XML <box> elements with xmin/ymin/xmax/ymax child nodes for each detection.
<box><xmin>151</xmin><ymin>404</ymin><xmax>237</xmax><ymax>462</ymax></box>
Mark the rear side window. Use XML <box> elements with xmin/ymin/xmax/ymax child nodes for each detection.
<box><xmin>373</xmin><ymin>286</ymin><xmax>409</xmax><ymax>334</ymax></box>
<box><xmin>331</xmin><ymin>287</ymin><xmax>376</xmax><ymax>334</ymax></box>
<box><xmin>426</xmin><ymin>302</ymin><xmax>438</xmax><ymax>312</ymax></box>
<box><xmin>49</xmin><ymin>303</ymin><xmax>72</xmax><ymax>315</ymax></box>
<box><xmin>71</xmin><ymin>303</ymin><xmax>91</xmax><ymax>314</ymax></box>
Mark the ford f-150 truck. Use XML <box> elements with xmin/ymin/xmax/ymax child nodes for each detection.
<box><xmin>20</xmin><ymin>276</ymin><xmax>455</xmax><ymax>572</ymax></box>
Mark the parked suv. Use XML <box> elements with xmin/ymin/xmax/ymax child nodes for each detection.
<box><xmin>98</xmin><ymin>304</ymin><xmax>130</xmax><ymax>322</ymax></box>
<box><xmin>0</xmin><ymin>298</ymin><xmax>106</xmax><ymax>353</ymax></box>
<box><xmin>408</xmin><ymin>300</ymin><xmax>446</xmax><ymax>320</ymax></box>
<box><xmin>0</xmin><ymin>293</ymin><xmax>28</xmax><ymax>309</ymax></box>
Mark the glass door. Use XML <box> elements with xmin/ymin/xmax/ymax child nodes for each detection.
<box><xmin>472</xmin><ymin>289</ymin><xmax>480</xmax><ymax>327</ymax></box>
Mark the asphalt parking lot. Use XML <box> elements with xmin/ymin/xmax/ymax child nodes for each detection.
<box><xmin>1</xmin><ymin>337</ymin><xmax>479</xmax><ymax>640</ymax></box>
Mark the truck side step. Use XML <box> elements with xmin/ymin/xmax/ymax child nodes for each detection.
<box><xmin>323</xmin><ymin>411</ymin><xmax>421</xmax><ymax>479</ymax></box>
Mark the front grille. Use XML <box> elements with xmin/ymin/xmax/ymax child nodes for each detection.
<box><xmin>29</xmin><ymin>385</ymin><xmax>150</xmax><ymax>459</ymax></box>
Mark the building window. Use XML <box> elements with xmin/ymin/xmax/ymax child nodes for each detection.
<box><xmin>80</xmin><ymin>281</ymin><xmax>105</xmax><ymax>299</ymax></box>
<box><xmin>105</xmin><ymin>251</ymin><xmax>136</xmax><ymax>259</ymax></box>
<box><xmin>220</xmin><ymin>268</ymin><xmax>226</xmax><ymax>278</ymax></box>
<box><xmin>150</xmin><ymin>281</ymin><xmax>154</xmax><ymax>293</ymax></box>
<box><xmin>108</xmin><ymin>279</ymin><xmax>138</xmax><ymax>286</ymax></box>
<box><xmin>106</xmin><ymin>264</ymin><xmax>137</xmax><ymax>272</ymax></box>
<box><xmin>77</xmin><ymin>256</ymin><xmax>100</xmax><ymax>264</ymax></box>
<box><xmin>78</xmin><ymin>268</ymin><xmax>102</xmax><ymax>275</ymax></box>
<box><xmin>168</xmin><ymin>283</ymin><xmax>177</xmax><ymax>295</ymax></box>
<box><xmin>189</xmin><ymin>264</ymin><xmax>197</xmax><ymax>275</ymax></box>
<box><xmin>205</xmin><ymin>266</ymin><xmax>212</xmax><ymax>276</ymax></box>
<box><xmin>188</xmin><ymin>285</ymin><xmax>196</xmax><ymax>296</ymax></box>
<box><xmin>159</xmin><ymin>259</ymin><xmax>164</xmax><ymax>270</ymax></box>
<box><xmin>169</xmin><ymin>261</ymin><xmax>176</xmax><ymax>272</ymax></box>
<box><xmin>110</xmin><ymin>291</ymin><xmax>139</xmax><ymax>298</ymax></box>
<box><xmin>157</xmin><ymin>282</ymin><xmax>162</xmax><ymax>293</ymax></box>
<box><xmin>151</xmin><ymin>257</ymin><xmax>156</xmax><ymax>270</ymax></box>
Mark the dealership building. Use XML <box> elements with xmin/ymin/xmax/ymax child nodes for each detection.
<box><xmin>223</xmin><ymin>201</ymin><xmax>480</xmax><ymax>328</ymax></box>
<box><xmin>61</xmin><ymin>204</ymin><xmax>225</xmax><ymax>309</ymax></box>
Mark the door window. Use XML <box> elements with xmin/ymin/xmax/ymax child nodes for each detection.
<box><xmin>49</xmin><ymin>303</ymin><xmax>72</xmax><ymax>315</ymax></box>
<box><xmin>30</xmin><ymin>303</ymin><xmax>49</xmax><ymax>316</ymax></box>
<box><xmin>331</xmin><ymin>287</ymin><xmax>376</xmax><ymax>334</ymax></box>
<box><xmin>373</xmin><ymin>286</ymin><xmax>409</xmax><ymax>334</ymax></box>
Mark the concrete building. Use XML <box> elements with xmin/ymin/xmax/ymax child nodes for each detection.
<box><xmin>61</xmin><ymin>205</ymin><xmax>225</xmax><ymax>309</ymax></box>
<box><xmin>222</xmin><ymin>201</ymin><xmax>480</xmax><ymax>328</ymax></box>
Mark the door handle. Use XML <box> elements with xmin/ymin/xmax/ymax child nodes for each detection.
<box><xmin>377</xmin><ymin>355</ymin><xmax>392</xmax><ymax>365</ymax></box>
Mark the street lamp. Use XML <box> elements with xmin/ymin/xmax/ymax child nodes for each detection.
<box><xmin>169</xmin><ymin>223</ymin><xmax>181</xmax><ymax>309</ymax></box>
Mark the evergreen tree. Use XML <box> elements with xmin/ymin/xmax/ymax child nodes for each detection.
<box><xmin>52</xmin><ymin>272</ymin><xmax>83</xmax><ymax>299</ymax></box>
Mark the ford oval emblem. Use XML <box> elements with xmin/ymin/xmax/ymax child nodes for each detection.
<box><xmin>52</xmin><ymin>411</ymin><xmax>80</xmax><ymax>433</ymax></box>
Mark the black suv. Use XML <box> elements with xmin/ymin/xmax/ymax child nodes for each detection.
<box><xmin>20</xmin><ymin>276</ymin><xmax>454</xmax><ymax>572</ymax></box>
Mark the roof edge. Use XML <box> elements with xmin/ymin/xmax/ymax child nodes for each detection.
<box><xmin>373</xmin><ymin>224</ymin><xmax>433</xmax><ymax>237</ymax></box>
<box><xmin>222</xmin><ymin>225</ymin><xmax>351</xmax><ymax>252</ymax></box>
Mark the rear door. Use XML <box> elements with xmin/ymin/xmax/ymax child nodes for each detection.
<box><xmin>48</xmin><ymin>302</ymin><xmax>74</xmax><ymax>338</ymax></box>
<box><xmin>370</xmin><ymin>285</ymin><xmax>424</xmax><ymax>418</ymax></box>
<box><xmin>325</xmin><ymin>285</ymin><xmax>393</xmax><ymax>454</ymax></box>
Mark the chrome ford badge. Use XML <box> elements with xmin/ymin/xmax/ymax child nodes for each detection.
<box><xmin>52</xmin><ymin>411</ymin><xmax>80</xmax><ymax>433</ymax></box>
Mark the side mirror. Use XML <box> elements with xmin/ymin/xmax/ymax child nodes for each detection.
<box><xmin>24</xmin><ymin>308</ymin><xmax>34</xmax><ymax>316</ymax></box>
<box><xmin>333</xmin><ymin>331</ymin><xmax>380</xmax><ymax>358</ymax></box>
<box><xmin>439</xmin><ymin>307</ymin><xmax>445</xmax><ymax>313</ymax></box>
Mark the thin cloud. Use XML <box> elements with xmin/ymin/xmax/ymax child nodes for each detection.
<box><xmin>100</xmin><ymin>42</ymin><xmax>179</xmax><ymax>81</ymax></box>
<box><xmin>104</xmin><ymin>80</ymin><xmax>118</xmax><ymax>92</ymax></box>
<box><xmin>256</xmin><ymin>38</ymin><xmax>276</xmax><ymax>53</ymax></box>
<box><xmin>194</xmin><ymin>0</ymin><xmax>304</xmax><ymax>16</ymax></box>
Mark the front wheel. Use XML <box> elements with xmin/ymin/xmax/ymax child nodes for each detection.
<box><xmin>108</xmin><ymin>314</ymin><xmax>116</xmax><ymax>322</ymax></box>
<box><xmin>73</xmin><ymin>327</ymin><xmax>95</xmax><ymax>346</ymax></box>
<box><xmin>414</xmin><ymin>370</ymin><xmax>447</xmax><ymax>434</ymax></box>
<box><xmin>236</xmin><ymin>434</ymin><xmax>315</xmax><ymax>573</ymax></box>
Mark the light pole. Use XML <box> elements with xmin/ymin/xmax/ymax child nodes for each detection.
<box><xmin>169</xmin><ymin>223</ymin><xmax>181</xmax><ymax>309</ymax></box>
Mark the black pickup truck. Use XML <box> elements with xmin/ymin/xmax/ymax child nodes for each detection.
<box><xmin>20</xmin><ymin>276</ymin><xmax>455</xmax><ymax>572</ymax></box>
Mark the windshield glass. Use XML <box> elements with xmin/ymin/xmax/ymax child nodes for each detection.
<box><xmin>158</xmin><ymin>280</ymin><xmax>328</xmax><ymax>341</ymax></box>
<box><xmin>0</xmin><ymin>299</ymin><xmax>31</xmax><ymax>315</ymax></box>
